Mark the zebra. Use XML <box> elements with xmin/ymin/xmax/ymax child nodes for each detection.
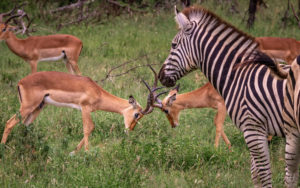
<box><xmin>282</xmin><ymin>55</ymin><xmax>300</xmax><ymax>187</ymax></box>
<box><xmin>157</xmin><ymin>6</ymin><xmax>293</xmax><ymax>187</ymax></box>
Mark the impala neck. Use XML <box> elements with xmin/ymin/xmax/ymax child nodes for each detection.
<box><xmin>96</xmin><ymin>89</ymin><xmax>131</xmax><ymax>115</ymax></box>
<box><xmin>5</xmin><ymin>32</ymin><xmax>25</xmax><ymax>57</ymax></box>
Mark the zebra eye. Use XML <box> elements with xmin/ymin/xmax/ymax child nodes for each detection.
<box><xmin>171</xmin><ymin>42</ymin><xmax>177</xmax><ymax>49</ymax></box>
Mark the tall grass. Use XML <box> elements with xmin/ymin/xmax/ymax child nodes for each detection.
<box><xmin>0</xmin><ymin>1</ymin><xmax>299</xmax><ymax>187</ymax></box>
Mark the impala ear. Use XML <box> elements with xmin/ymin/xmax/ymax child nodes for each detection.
<box><xmin>128</xmin><ymin>95</ymin><xmax>137</xmax><ymax>108</ymax></box>
<box><xmin>174</xmin><ymin>6</ymin><xmax>190</xmax><ymax>29</ymax></box>
<box><xmin>167</xmin><ymin>93</ymin><xmax>177</xmax><ymax>106</ymax></box>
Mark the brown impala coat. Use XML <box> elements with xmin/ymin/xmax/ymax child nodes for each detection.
<box><xmin>1</xmin><ymin>72</ymin><xmax>145</xmax><ymax>153</ymax></box>
<box><xmin>0</xmin><ymin>23</ymin><xmax>82</xmax><ymax>74</ymax></box>
<box><xmin>161</xmin><ymin>83</ymin><xmax>231</xmax><ymax>149</ymax></box>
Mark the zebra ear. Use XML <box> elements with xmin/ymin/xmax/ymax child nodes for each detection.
<box><xmin>174</xmin><ymin>6</ymin><xmax>190</xmax><ymax>30</ymax></box>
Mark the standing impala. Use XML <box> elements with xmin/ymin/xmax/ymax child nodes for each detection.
<box><xmin>1</xmin><ymin>71</ymin><xmax>155</xmax><ymax>153</ymax></box>
<box><xmin>0</xmin><ymin>14</ymin><xmax>82</xmax><ymax>75</ymax></box>
<box><xmin>256</xmin><ymin>37</ymin><xmax>300</xmax><ymax>64</ymax></box>
<box><xmin>154</xmin><ymin>83</ymin><xmax>231</xmax><ymax>149</ymax></box>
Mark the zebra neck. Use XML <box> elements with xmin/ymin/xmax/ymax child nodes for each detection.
<box><xmin>196</xmin><ymin>28</ymin><xmax>258</xmax><ymax>99</ymax></box>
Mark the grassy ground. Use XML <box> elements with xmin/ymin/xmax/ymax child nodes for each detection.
<box><xmin>0</xmin><ymin>1</ymin><xmax>299</xmax><ymax>187</ymax></box>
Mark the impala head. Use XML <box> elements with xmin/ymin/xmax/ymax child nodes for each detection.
<box><xmin>160</xmin><ymin>84</ymin><xmax>181</xmax><ymax>128</ymax></box>
<box><xmin>123</xmin><ymin>95</ymin><xmax>144</xmax><ymax>131</ymax></box>
<box><xmin>124</xmin><ymin>66</ymin><xmax>166</xmax><ymax>131</ymax></box>
<box><xmin>159</xmin><ymin>6</ymin><xmax>199</xmax><ymax>87</ymax></box>
<box><xmin>0</xmin><ymin>14</ymin><xmax>20</xmax><ymax>41</ymax></box>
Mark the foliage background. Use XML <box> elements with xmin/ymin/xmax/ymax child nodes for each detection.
<box><xmin>0</xmin><ymin>0</ymin><xmax>299</xmax><ymax>187</ymax></box>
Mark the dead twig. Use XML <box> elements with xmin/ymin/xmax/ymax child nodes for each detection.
<box><xmin>101</xmin><ymin>63</ymin><xmax>160</xmax><ymax>83</ymax></box>
<box><xmin>100</xmin><ymin>50</ymin><xmax>162</xmax><ymax>83</ymax></box>
<box><xmin>107</xmin><ymin>0</ymin><xmax>147</xmax><ymax>13</ymax></box>
<box><xmin>291</xmin><ymin>3</ymin><xmax>300</xmax><ymax>28</ymax></box>
<box><xmin>49</xmin><ymin>0</ymin><xmax>93</xmax><ymax>14</ymax></box>
<box><xmin>57</xmin><ymin>10</ymin><xmax>101</xmax><ymax>30</ymax></box>
<box><xmin>13</xmin><ymin>9</ymin><xmax>35</xmax><ymax>36</ymax></box>
<box><xmin>0</xmin><ymin>2</ymin><xmax>28</xmax><ymax>23</ymax></box>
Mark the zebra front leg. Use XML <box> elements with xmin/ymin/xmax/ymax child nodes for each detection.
<box><xmin>244</xmin><ymin>130</ymin><xmax>272</xmax><ymax>187</ymax></box>
<box><xmin>284</xmin><ymin>131</ymin><xmax>300</xmax><ymax>188</ymax></box>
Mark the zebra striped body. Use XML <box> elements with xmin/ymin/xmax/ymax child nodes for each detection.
<box><xmin>158</xmin><ymin>6</ymin><xmax>291</xmax><ymax>187</ymax></box>
<box><xmin>283</xmin><ymin>55</ymin><xmax>300</xmax><ymax>187</ymax></box>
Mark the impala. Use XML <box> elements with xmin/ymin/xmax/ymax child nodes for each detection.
<box><xmin>0</xmin><ymin>14</ymin><xmax>82</xmax><ymax>75</ymax></box>
<box><xmin>1</xmin><ymin>71</ymin><xmax>156</xmax><ymax>153</ymax></box>
<box><xmin>256</xmin><ymin>37</ymin><xmax>300</xmax><ymax>64</ymax></box>
<box><xmin>142</xmin><ymin>67</ymin><xmax>231</xmax><ymax>149</ymax></box>
<box><xmin>154</xmin><ymin>83</ymin><xmax>231</xmax><ymax>149</ymax></box>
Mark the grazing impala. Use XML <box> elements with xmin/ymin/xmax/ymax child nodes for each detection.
<box><xmin>1</xmin><ymin>71</ymin><xmax>156</xmax><ymax>153</ymax></box>
<box><xmin>155</xmin><ymin>83</ymin><xmax>231</xmax><ymax>149</ymax></box>
<box><xmin>142</xmin><ymin>67</ymin><xmax>231</xmax><ymax>149</ymax></box>
<box><xmin>256</xmin><ymin>37</ymin><xmax>300</xmax><ymax>64</ymax></box>
<box><xmin>0</xmin><ymin>14</ymin><xmax>82</xmax><ymax>75</ymax></box>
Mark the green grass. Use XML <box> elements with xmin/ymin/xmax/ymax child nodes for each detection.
<box><xmin>0</xmin><ymin>1</ymin><xmax>299</xmax><ymax>187</ymax></box>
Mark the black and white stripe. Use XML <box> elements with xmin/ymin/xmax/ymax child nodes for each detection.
<box><xmin>158</xmin><ymin>6</ymin><xmax>291</xmax><ymax>187</ymax></box>
<box><xmin>282</xmin><ymin>55</ymin><xmax>300</xmax><ymax>188</ymax></box>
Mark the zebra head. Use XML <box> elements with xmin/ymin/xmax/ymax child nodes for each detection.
<box><xmin>159</xmin><ymin>7</ymin><xmax>199</xmax><ymax>87</ymax></box>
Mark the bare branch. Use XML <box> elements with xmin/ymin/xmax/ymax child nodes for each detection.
<box><xmin>291</xmin><ymin>3</ymin><xmax>300</xmax><ymax>28</ymax></box>
<box><xmin>0</xmin><ymin>2</ymin><xmax>28</xmax><ymax>23</ymax></box>
<box><xmin>100</xmin><ymin>50</ymin><xmax>160</xmax><ymax>82</ymax></box>
<box><xmin>49</xmin><ymin>0</ymin><xmax>93</xmax><ymax>14</ymax></box>
<box><xmin>56</xmin><ymin>10</ymin><xmax>100</xmax><ymax>31</ymax></box>
<box><xmin>100</xmin><ymin>63</ymin><xmax>160</xmax><ymax>83</ymax></box>
<box><xmin>107</xmin><ymin>0</ymin><xmax>147</xmax><ymax>13</ymax></box>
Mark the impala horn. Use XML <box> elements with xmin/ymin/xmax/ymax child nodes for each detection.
<box><xmin>141</xmin><ymin>65</ymin><xmax>167</xmax><ymax>114</ymax></box>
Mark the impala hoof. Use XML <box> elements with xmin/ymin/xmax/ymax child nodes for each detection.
<box><xmin>124</xmin><ymin>128</ymin><xmax>129</xmax><ymax>135</ymax></box>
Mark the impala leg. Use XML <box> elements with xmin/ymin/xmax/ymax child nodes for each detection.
<box><xmin>1</xmin><ymin>114</ymin><xmax>20</xmax><ymax>144</ymax></box>
<box><xmin>220</xmin><ymin>129</ymin><xmax>231</xmax><ymax>150</ymax></box>
<box><xmin>69</xmin><ymin>60</ymin><xmax>81</xmax><ymax>75</ymax></box>
<box><xmin>29</xmin><ymin>61</ymin><xmax>38</xmax><ymax>74</ymax></box>
<box><xmin>74</xmin><ymin>108</ymin><xmax>94</xmax><ymax>152</ymax></box>
<box><xmin>284</xmin><ymin>131</ymin><xmax>300</xmax><ymax>188</ymax></box>
<box><xmin>64</xmin><ymin>60</ymin><xmax>75</xmax><ymax>75</ymax></box>
<box><xmin>214</xmin><ymin>105</ymin><xmax>231</xmax><ymax>149</ymax></box>
<box><xmin>23</xmin><ymin>107</ymin><xmax>43</xmax><ymax>126</ymax></box>
<box><xmin>244</xmin><ymin>127</ymin><xmax>272</xmax><ymax>188</ymax></box>
<box><xmin>1</xmin><ymin>103</ymin><xmax>43</xmax><ymax>144</ymax></box>
<box><xmin>214</xmin><ymin>112</ymin><xmax>222</xmax><ymax>148</ymax></box>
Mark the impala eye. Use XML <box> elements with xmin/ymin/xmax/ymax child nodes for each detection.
<box><xmin>2</xmin><ymin>28</ymin><xmax>6</xmax><ymax>32</ymax></box>
<box><xmin>163</xmin><ymin>109</ymin><xmax>169</xmax><ymax>114</ymax></box>
<box><xmin>134</xmin><ymin>113</ymin><xmax>139</xmax><ymax>119</ymax></box>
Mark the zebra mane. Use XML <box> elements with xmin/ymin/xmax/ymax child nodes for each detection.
<box><xmin>181</xmin><ymin>6</ymin><xmax>256</xmax><ymax>43</ymax></box>
<box><xmin>240</xmin><ymin>50</ymin><xmax>288</xmax><ymax>79</ymax></box>
<box><xmin>181</xmin><ymin>6</ymin><xmax>288</xmax><ymax>79</ymax></box>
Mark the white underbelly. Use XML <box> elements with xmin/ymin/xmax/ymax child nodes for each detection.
<box><xmin>44</xmin><ymin>96</ymin><xmax>81</xmax><ymax>110</ymax></box>
<box><xmin>39</xmin><ymin>51</ymin><xmax>66</xmax><ymax>62</ymax></box>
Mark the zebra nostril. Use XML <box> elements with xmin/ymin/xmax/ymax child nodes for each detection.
<box><xmin>162</xmin><ymin>77</ymin><xmax>176</xmax><ymax>87</ymax></box>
